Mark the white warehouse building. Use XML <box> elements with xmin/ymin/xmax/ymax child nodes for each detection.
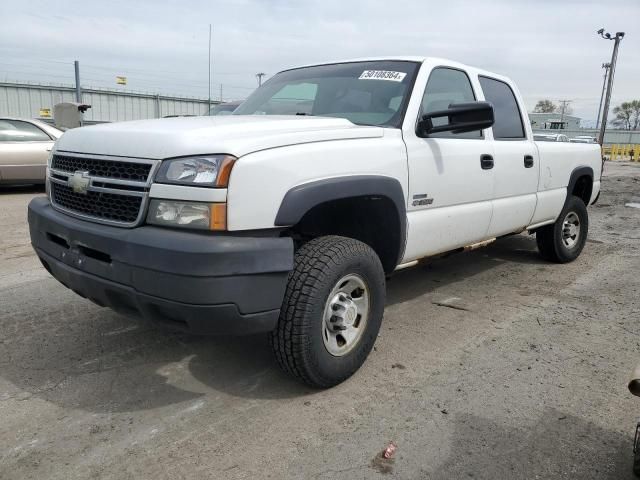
<box><xmin>529</xmin><ymin>112</ymin><xmax>581</xmax><ymax>130</ymax></box>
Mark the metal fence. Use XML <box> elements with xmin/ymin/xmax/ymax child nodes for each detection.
<box><xmin>0</xmin><ymin>81</ymin><xmax>216</xmax><ymax>123</ymax></box>
<box><xmin>603</xmin><ymin>144</ymin><xmax>640</xmax><ymax>161</ymax></box>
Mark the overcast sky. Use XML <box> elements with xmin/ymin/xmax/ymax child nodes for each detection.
<box><xmin>1</xmin><ymin>0</ymin><xmax>639</xmax><ymax>125</ymax></box>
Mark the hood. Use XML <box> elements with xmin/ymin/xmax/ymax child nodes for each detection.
<box><xmin>55</xmin><ymin>115</ymin><xmax>384</xmax><ymax>159</ymax></box>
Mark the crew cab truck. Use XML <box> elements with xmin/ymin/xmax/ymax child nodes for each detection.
<box><xmin>28</xmin><ymin>57</ymin><xmax>601</xmax><ymax>388</ymax></box>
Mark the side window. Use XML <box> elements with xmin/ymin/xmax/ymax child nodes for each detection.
<box><xmin>0</xmin><ymin>120</ymin><xmax>51</xmax><ymax>142</ymax></box>
<box><xmin>478</xmin><ymin>77</ymin><xmax>525</xmax><ymax>140</ymax></box>
<box><xmin>0</xmin><ymin>120</ymin><xmax>16</xmax><ymax>142</ymax></box>
<box><xmin>419</xmin><ymin>67</ymin><xmax>480</xmax><ymax>139</ymax></box>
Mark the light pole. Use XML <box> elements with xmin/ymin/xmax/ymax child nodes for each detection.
<box><xmin>596</xmin><ymin>28</ymin><xmax>624</xmax><ymax>146</ymax></box>
<box><xmin>208</xmin><ymin>24</ymin><xmax>213</xmax><ymax>115</ymax></box>
<box><xmin>256</xmin><ymin>72</ymin><xmax>266</xmax><ymax>87</ymax></box>
<box><xmin>595</xmin><ymin>63</ymin><xmax>611</xmax><ymax>130</ymax></box>
<box><xmin>74</xmin><ymin>60</ymin><xmax>81</xmax><ymax>103</ymax></box>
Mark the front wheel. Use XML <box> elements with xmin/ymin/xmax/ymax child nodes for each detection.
<box><xmin>271</xmin><ymin>236</ymin><xmax>385</xmax><ymax>388</ymax></box>
<box><xmin>536</xmin><ymin>195</ymin><xmax>589</xmax><ymax>263</ymax></box>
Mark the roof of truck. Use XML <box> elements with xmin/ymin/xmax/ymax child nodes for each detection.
<box><xmin>283</xmin><ymin>56</ymin><xmax>431</xmax><ymax>71</ymax></box>
<box><xmin>279</xmin><ymin>56</ymin><xmax>510</xmax><ymax>84</ymax></box>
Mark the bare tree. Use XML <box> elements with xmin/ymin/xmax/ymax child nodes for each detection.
<box><xmin>611</xmin><ymin>100</ymin><xmax>640</xmax><ymax>130</ymax></box>
<box><xmin>533</xmin><ymin>99</ymin><xmax>557</xmax><ymax>113</ymax></box>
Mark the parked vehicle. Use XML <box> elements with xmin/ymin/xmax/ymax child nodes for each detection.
<box><xmin>533</xmin><ymin>133</ymin><xmax>569</xmax><ymax>142</ymax></box>
<box><xmin>207</xmin><ymin>100</ymin><xmax>242</xmax><ymax>116</ymax></box>
<box><xmin>570</xmin><ymin>136</ymin><xmax>597</xmax><ymax>144</ymax></box>
<box><xmin>0</xmin><ymin>118</ymin><xmax>62</xmax><ymax>185</ymax></box>
<box><xmin>28</xmin><ymin>57</ymin><xmax>602</xmax><ymax>387</ymax></box>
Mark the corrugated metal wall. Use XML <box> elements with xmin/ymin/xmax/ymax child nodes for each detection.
<box><xmin>0</xmin><ymin>82</ymin><xmax>215</xmax><ymax>123</ymax></box>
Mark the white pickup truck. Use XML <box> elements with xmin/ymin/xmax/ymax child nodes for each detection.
<box><xmin>28</xmin><ymin>57</ymin><xmax>601</xmax><ymax>387</ymax></box>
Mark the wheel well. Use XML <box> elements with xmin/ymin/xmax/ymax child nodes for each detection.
<box><xmin>288</xmin><ymin>196</ymin><xmax>403</xmax><ymax>273</ymax></box>
<box><xmin>572</xmin><ymin>175</ymin><xmax>593</xmax><ymax>205</ymax></box>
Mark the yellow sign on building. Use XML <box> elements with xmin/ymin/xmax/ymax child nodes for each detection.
<box><xmin>116</xmin><ymin>76</ymin><xmax>127</xmax><ymax>85</ymax></box>
<box><xmin>39</xmin><ymin>108</ymin><xmax>52</xmax><ymax>118</ymax></box>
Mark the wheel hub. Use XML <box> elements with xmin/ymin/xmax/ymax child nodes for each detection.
<box><xmin>322</xmin><ymin>274</ymin><xmax>370</xmax><ymax>357</ymax></box>
<box><xmin>561</xmin><ymin>211</ymin><xmax>581</xmax><ymax>249</ymax></box>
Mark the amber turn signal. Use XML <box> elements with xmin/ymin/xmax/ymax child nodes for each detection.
<box><xmin>215</xmin><ymin>157</ymin><xmax>236</xmax><ymax>187</ymax></box>
<box><xmin>209</xmin><ymin>203</ymin><xmax>227</xmax><ymax>230</ymax></box>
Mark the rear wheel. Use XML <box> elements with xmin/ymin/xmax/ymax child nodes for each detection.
<box><xmin>634</xmin><ymin>423</ymin><xmax>640</xmax><ymax>477</ymax></box>
<box><xmin>536</xmin><ymin>195</ymin><xmax>588</xmax><ymax>263</ymax></box>
<box><xmin>271</xmin><ymin>236</ymin><xmax>385</xmax><ymax>388</ymax></box>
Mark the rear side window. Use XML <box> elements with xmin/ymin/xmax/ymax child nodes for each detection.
<box><xmin>420</xmin><ymin>67</ymin><xmax>480</xmax><ymax>139</ymax></box>
<box><xmin>0</xmin><ymin>120</ymin><xmax>51</xmax><ymax>142</ymax></box>
<box><xmin>478</xmin><ymin>76</ymin><xmax>525</xmax><ymax>140</ymax></box>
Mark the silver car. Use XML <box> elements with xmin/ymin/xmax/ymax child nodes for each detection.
<box><xmin>0</xmin><ymin>117</ymin><xmax>62</xmax><ymax>185</ymax></box>
<box><xmin>569</xmin><ymin>136</ymin><xmax>597</xmax><ymax>144</ymax></box>
<box><xmin>533</xmin><ymin>133</ymin><xmax>569</xmax><ymax>142</ymax></box>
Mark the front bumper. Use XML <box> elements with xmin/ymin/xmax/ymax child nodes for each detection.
<box><xmin>28</xmin><ymin>197</ymin><xmax>293</xmax><ymax>335</ymax></box>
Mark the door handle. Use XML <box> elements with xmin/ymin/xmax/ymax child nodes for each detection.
<box><xmin>524</xmin><ymin>155</ymin><xmax>534</xmax><ymax>168</ymax></box>
<box><xmin>480</xmin><ymin>154</ymin><xmax>494</xmax><ymax>170</ymax></box>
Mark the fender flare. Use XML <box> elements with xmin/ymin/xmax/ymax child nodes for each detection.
<box><xmin>567</xmin><ymin>166</ymin><xmax>594</xmax><ymax>205</ymax></box>
<box><xmin>274</xmin><ymin>175</ymin><xmax>407</xmax><ymax>262</ymax></box>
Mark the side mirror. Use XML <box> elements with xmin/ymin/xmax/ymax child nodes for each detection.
<box><xmin>417</xmin><ymin>101</ymin><xmax>494</xmax><ymax>137</ymax></box>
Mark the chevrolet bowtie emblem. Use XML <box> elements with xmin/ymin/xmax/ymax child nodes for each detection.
<box><xmin>67</xmin><ymin>171</ymin><xmax>91</xmax><ymax>194</ymax></box>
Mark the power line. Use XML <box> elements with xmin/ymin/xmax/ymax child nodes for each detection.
<box><xmin>595</xmin><ymin>63</ymin><xmax>611</xmax><ymax>130</ymax></box>
<box><xmin>557</xmin><ymin>99</ymin><xmax>572</xmax><ymax>125</ymax></box>
<box><xmin>0</xmin><ymin>54</ymin><xmax>257</xmax><ymax>77</ymax></box>
<box><xmin>2</xmin><ymin>68</ymin><xmax>256</xmax><ymax>92</ymax></box>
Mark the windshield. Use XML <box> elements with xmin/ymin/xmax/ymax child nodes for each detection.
<box><xmin>208</xmin><ymin>103</ymin><xmax>239</xmax><ymax>116</ymax></box>
<box><xmin>233</xmin><ymin>61</ymin><xmax>420</xmax><ymax>128</ymax></box>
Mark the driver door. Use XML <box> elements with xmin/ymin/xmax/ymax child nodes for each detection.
<box><xmin>401</xmin><ymin>67</ymin><xmax>495</xmax><ymax>263</ymax></box>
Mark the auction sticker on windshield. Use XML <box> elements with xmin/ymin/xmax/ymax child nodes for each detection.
<box><xmin>359</xmin><ymin>70</ymin><xmax>407</xmax><ymax>82</ymax></box>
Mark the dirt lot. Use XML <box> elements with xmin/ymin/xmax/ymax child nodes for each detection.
<box><xmin>1</xmin><ymin>162</ymin><xmax>639</xmax><ymax>479</ymax></box>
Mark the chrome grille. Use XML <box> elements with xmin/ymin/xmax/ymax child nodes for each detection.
<box><xmin>48</xmin><ymin>152</ymin><xmax>159</xmax><ymax>227</ymax></box>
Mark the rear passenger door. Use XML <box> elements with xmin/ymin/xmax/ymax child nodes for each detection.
<box><xmin>479</xmin><ymin>76</ymin><xmax>539</xmax><ymax>237</ymax></box>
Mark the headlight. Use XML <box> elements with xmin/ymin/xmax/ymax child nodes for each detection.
<box><xmin>155</xmin><ymin>155</ymin><xmax>236</xmax><ymax>187</ymax></box>
<box><xmin>146</xmin><ymin>200</ymin><xmax>227</xmax><ymax>231</ymax></box>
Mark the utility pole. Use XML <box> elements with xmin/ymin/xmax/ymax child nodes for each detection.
<box><xmin>558</xmin><ymin>99</ymin><xmax>572</xmax><ymax>128</ymax></box>
<box><xmin>256</xmin><ymin>72</ymin><xmax>266</xmax><ymax>87</ymax></box>
<box><xmin>595</xmin><ymin>62</ymin><xmax>611</xmax><ymax>130</ymax></box>
<box><xmin>74</xmin><ymin>60</ymin><xmax>81</xmax><ymax>103</ymax></box>
<box><xmin>220</xmin><ymin>84</ymin><xmax>223</xmax><ymax>103</ymax></box>
<box><xmin>208</xmin><ymin>24</ymin><xmax>212</xmax><ymax>114</ymax></box>
<box><xmin>596</xmin><ymin>28</ymin><xmax>625</xmax><ymax>146</ymax></box>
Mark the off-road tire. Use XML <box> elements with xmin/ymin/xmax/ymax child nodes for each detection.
<box><xmin>536</xmin><ymin>195</ymin><xmax>588</xmax><ymax>263</ymax></box>
<box><xmin>271</xmin><ymin>236</ymin><xmax>385</xmax><ymax>388</ymax></box>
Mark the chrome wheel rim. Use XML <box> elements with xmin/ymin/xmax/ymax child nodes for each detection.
<box><xmin>322</xmin><ymin>274</ymin><xmax>370</xmax><ymax>357</ymax></box>
<box><xmin>562</xmin><ymin>211</ymin><xmax>581</xmax><ymax>249</ymax></box>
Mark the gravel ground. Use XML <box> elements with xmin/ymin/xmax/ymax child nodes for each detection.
<box><xmin>1</xmin><ymin>162</ymin><xmax>639</xmax><ymax>479</ymax></box>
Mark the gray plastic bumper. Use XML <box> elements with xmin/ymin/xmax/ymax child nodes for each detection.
<box><xmin>28</xmin><ymin>197</ymin><xmax>293</xmax><ymax>335</ymax></box>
